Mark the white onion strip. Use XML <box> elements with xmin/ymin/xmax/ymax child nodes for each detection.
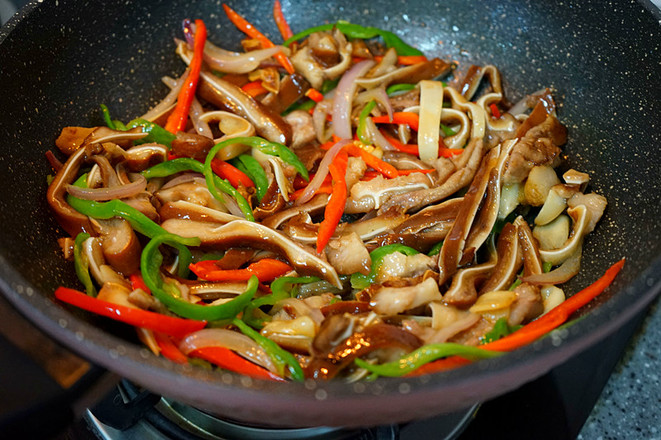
<box><xmin>179</xmin><ymin>328</ymin><xmax>277</xmax><ymax>374</ymax></box>
<box><xmin>66</xmin><ymin>175</ymin><xmax>147</xmax><ymax>201</ymax></box>
<box><xmin>296</xmin><ymin>139</ymin><xmax>353</xmax><ymax>205</ymax></box>
<box><xmin>418</xmin><ymin>80</ymin><xmax>444</xmax><ymax>163</ymax></box>
<box><xmin>332</xmin><ymin>60</ymin><xmax>375</xmax><ymax>139</ymax></box>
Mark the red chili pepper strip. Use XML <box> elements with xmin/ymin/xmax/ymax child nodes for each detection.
<box><xmin>189</xmin><ymin>346</ymin><xmax>285</xmax><ymax>381</ymax></box>
<box><xmin>316</xmin><ymin>150</ymin><xmax>348</xmax><ymax>253</ymax></box>
<box><xmin>189</xmin><ymin>258</ymin><xmax>292</xmax><ymax>283</ymax></box>
<box><xmin>272</xmin><ymin>0</ymin><xmax>294</xmax><ymax>41</ymax></box>
<box><xmin>305</xmin><ymin>88</ymin><xmax>324</xmax><ymax>103</ymax></box>
<box><xmin>211</xmin><ymin>159</ymin><xmax>255</xmax><ymax>188</ymax></box>
<box><xmin>129</xmin><ymin>273</ymin><xmax>150</xmax><ymax>294</ymax></box>
<box><xmin>154</xmin><ymin>331</ymin><xmax>189</xmax><ymax>364</ymax></box>
<box><xmin>241</xmin><ymin>80</ymin><xmax>269</xmax><ymax>98</ymax></box>
<box><xmin>222</xmin><ymin>4</ymin><xmax>295</xmax><ymax>74</ymax></box>
<box><xmin>408</xmin><ymin>258</ymin><xmax>625</xmax><ymax>376</ymax></box>
<box><xmin>165</xmin><ymin>19</ymin><xmax>207</xmax><ymax>134</ymax></box>
<box><xmin>345</xmin><ymin>144</ymin><xmax>398</xmax><ymax>179</ymax></box>
<box><xmin>489</xmin><ymin>103</ymin><xmax>502</xmax><ymax>119</ymax></box>
<box><xmin>372</xmin><ymin>112</ymin><xmax>420</xmax><ymax>131</ymax></box>
<box><xmin>54</xmin><ymin>287</ymin><xmax>206</xmax><ymax>339</ymax></box>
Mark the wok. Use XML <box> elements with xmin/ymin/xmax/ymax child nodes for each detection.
<box><xmin>0</xmin><ymin>0</ymin><xmax>659</xmax><ymax>428</ymax></box>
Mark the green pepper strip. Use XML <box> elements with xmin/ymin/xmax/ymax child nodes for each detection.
<box><xmin>441</xmin><ymin>124</ymin><xmax>457</xmax><ymax>137</ymax></box>
<box><xmin>351</xmin><ymin>244</ymin><xmax>419</xmax><ymax>290</ymax></box>
<box><xmin>427</xmin><ymin>241</ymin><xmax>443</xmax><ymax>256</ymax></box>
<box><xmin>284</xmin><ymin>21</ymin><xmax>423</xmax><ymax>56</ymax></box>
<box><xmin>233</xmin><ymin>154</ymin><xmax>269</xmax><ymax>202</ymax></box>
<box><xmin>126</xmin><ymin>118</ymin><xmax>176</xmax><ymax>147</ymax></box>
<box><xmin>100</xmin><ymin>104</ymin><xmax>116</xmax><ymax>130</ymax></box>
<box><xmin>386</xmin><ymin>83</ymin><xmax>416</xmax><ymax>96</ymax></box>
<box><xmin>357</xmin><ymin>100</ymin><xmax>376</xmax><ymax>145</ymax></box>
<box><xmin>232</xmin><ymin>318</ymin><xmax>304</xmax><ymax>382</ymax></box>
<box><xmin>140</xmin><ymin>234</ymin><xmax>257</xmax><ymax>321</ymax></box>
<box><xmin>142</xmin><ymin>158</ymin><xmax>254</xmax><ymax>222</ymax></box>
<box><xmin>354</xmin><ymin>343</ymin><xmax>503</xmax><ymax>377</ymax></box>
<box><xmin>74</xmin><ymin>232</ymin><xmax>97</xmax><ymax>297</ymax></box>
<box><xmin>67</xmin><ymin>175</ymin><xmax>199</xmax><ymax>246</ymax></box>
<box><xmin>480</xmin><ymin>317</ymin><xmax>522</xmax><ymax>344</ymax></box>
<box><xmin>243</xmin><ymin>276</ymin><xmax>319</xmax><ymax>328</ymax></box>
<box><xmin>203</xmin><ymin>137</ymin><xmax>308</xmax><ymax>205</ymax></box>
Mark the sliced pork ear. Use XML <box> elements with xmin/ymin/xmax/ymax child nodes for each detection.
<box><xmin>261</xmin><ymin>73</ymin><xmax>310</xmax><ymax>115</ymax></box>
<box><xmin>47</xmin><ymin>145</ymin><xmax>97</xmax><ymax>237</ymax></box>
<box><xmin>307</xmin><ymin>321</ymin><xmax>422</xmax><ymax>380</ymax></box>
<box><xmin>378</xmin><ymin>138</ymin><xmax>484</xmax><ymax>214</ymax></box>
<box><xmin>438</xmin><ymin>145</ymin><xmax>501</xmax><ymax>285</ymax></box>
<box><xmin>515</xmin><ymin>216</ymin><xmax>544</xmax><ymax>277</ymax></box>
<box><xmin>93</xmin><ymin>218</ymin><xmax>142</xmax><ymax>276</ymax></box>
<box><xmin>356</xmin><ymin>57</ymin><xmax>453</xmax><ymax>89</ymax></box>
<box><xmin>462</xmin><ymin>138</ymin><xmax>517</xmax><ymax>263</ymax></box>
<box><xmin>478</xmin><ymin>223</ymin><xmax>523</xmax><ymax>294</ymax></box>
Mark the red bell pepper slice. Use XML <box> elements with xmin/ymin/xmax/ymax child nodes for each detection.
<box><xmin>154</xmin><ymin>331</ymin><xmax>189</xmax><ymax>364</ymax></box>
<box><xmin>316</xmin><ymin>150</ymin><xmax>348</xmax><ymax>253</ymax></box>
<box><xmin>211</xmin><ymin>158</ymin><xmax>255</xmax><ymax>188</ymax></box>
<box><xmin>372</xmin><ymin>112</ymin><xmax>420</xmax><ymax>131</ymax></box>
<box><xmin>165</xmin><ymin>19</ymin><xmax>207</xmax><ymax>134</ymax></box>
<box><xmin>189</xmin><ymin>346</ymin><xmax>285</xmax><ymax>381</ymax></box>
<box><xmin>273</xmin><ymin>0</ymin><xmax>294</xmax><ymax>41</ymax></box>
<box><xmin>54</xmin><ymin>287</ymin><xmax>206</xmax><ymax>339</ymax></box>
<box><xmin>241</xmin><ymin>80</ymin><xmax>269</xmax><ymax>98</ymax></box>
<box><xmin>189</xmin><ymin>258</ymin><xmax>292</xmax><ymax>282</ymax></box>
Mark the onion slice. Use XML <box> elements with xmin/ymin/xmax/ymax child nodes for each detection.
<box><xmin>296</xmin><ymin>138</ymin><xmax>353</xmax><ymax>205</ymax></box>
<box><xmin>179</xmin><ymin>328</ymin><xmax>277</xmax><ymax>373</ymax></box>
<box><xmin>332</xmin><ymin>60</ymin><xmax>375</xmax><ymax>139</ymax></box>
<box><xmin>66</xmin><ymin>175</ymin><xmax>147</xmax><ymax>201</ymax></box>
<box><xmin>417</xmin><ymin>80</ymin><xmax>444</xmax><ymax>163</ymax></box>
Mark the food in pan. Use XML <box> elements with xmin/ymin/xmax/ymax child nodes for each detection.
<box><xmin>47</xmin><ymin>2</ymin><xmax>624</xmax><ymax>381</ymax></box>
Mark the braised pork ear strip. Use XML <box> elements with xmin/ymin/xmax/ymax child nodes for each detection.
<box><xmin>48</xmin><ymin>8</ymin><xmax>620</xmax><ymax>382</ymax></box>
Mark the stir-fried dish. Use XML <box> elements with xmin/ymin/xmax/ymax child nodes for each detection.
<box><xmin>47</xmin><ymin>3</ymin><xmax>624</xmax><ymax>382</ymax></box>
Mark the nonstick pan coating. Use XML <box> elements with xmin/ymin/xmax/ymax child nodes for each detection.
<box><xmin>0</xmin><ymin>0</ymin><xmax>660</xmax><ymax>427</ymax></box>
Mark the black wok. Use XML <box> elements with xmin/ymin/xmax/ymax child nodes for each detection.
<box><xmin>0</xmin><ymin>0</ymin><xmax>659</xmax><ymax>428</ymax></box>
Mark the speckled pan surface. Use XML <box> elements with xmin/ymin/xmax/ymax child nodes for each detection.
<box><xmin>0</xmin><ymin>0</ymin><xmax>660</xmax><ymax>428</ymax></box>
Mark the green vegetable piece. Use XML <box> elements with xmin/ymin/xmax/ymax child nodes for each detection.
<box><xmin>232</xmin><ymin>318</ymin><xmax>304</xmax><ymax>382</ymax></box>
<box><xmin>243</xmin><ymin>276</ymin><xmax>320</xmax><ymax>328</ymax></box>
<box><xmin>354</xmin><ymin>343</ymin><xmax>503</xmax><ymax>377</ymax></box>
<box><xmin>321</xmin><ymin>78</ymin><xmax>340</xmax><ymax>94</ymax></box>
<box><xmin>351</xmin><ymin>244</ymin><xmax>419</xmax><ymax>290</ymax></box>
<box><xmin>126</xmin><ymin>118</ymin><xmax>176</xmax><ymax>147</ymax></box>
<box><xmin>480</xmin><ymin>317</ymin><xmax>522</xmax><ymax>344</ymax></box>
<box><xmin>427</xmin><ymin>241</ymin><xmax>444</xmax><ymax>256</ymax></box>
<box><xmin>99</xmin><ymin>104</ymin><xmax>116</xmax><ymax>130</ymax></box>
<box><xmin>441</xmin><ymin>124</ymin><xmax>457</xmax><ymax>136</ymax></box>
<box><xmin>74</xmin><ymin>232</ymin><xmax>97</xmax><ymax>297</ymax></box>
<box><xmin>543</xmin><ymin>261</ymin><xmax>553</xmax><ymax>273</ymax></box>
<box><xmin>143</xmin><ymin>158</ymin><xmax>254</xmax><ymax>222</ymax></box>
<box><xmin>357</xmin><ymin>100</ymin><xmax>377</xmax><ymax>144</ymax></box>
<box><xmin>234</xmin><ymin>154</ymin><xmax>269</xmax><ymax>202</ymax></box>
<box><xmin>140</xmin><ymin>235</ymin><xmax>256</xmax><ymax>322</ymax></box>
<box><xmin>386</xmin><ymin>83</ymin><xmax>416</xmax><ymax>96</ymax></box>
